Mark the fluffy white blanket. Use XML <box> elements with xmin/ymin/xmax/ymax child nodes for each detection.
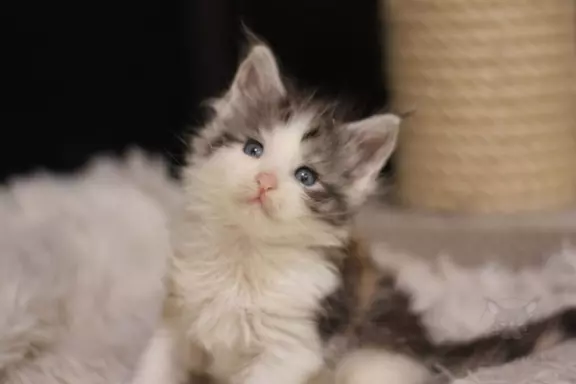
<box><xmin>0</xmin><ymin>151</ymin><xmax>178</xmax><ymax>383</ymax></box>
<box><xmin>0</xmin><ymin>150</ymin><xmax>574</xmax><ymax>383</ymax></box>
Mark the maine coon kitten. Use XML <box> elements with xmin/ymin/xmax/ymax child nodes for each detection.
<box><xmin>130</xmin><ymin>43</ymin><xmax>575</xmax><ymax>384</ymax></box>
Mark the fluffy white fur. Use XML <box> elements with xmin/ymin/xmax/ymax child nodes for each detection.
<box><xmin>453</xmin><ymin>340</ymin><xmax>576</xmax><ymax>384</ymax></box>
<box><xmin>309</xmin><ymin>349</ymin><xmax>431</xmax><ymax>384</ymax></box>
<box><xmin>333</xmin><ymin>349</ymin><xmax>429</xmax><ymax>384</ymax></box>
<box><xmin>183</xmin><ymin>111</ymin><xmax>347</xmax><ymax>246</ymax></box>
<box><xmin>133</xmin><ymin>118</ymin><xmax>345</xmax><ymax>384</ymax></box>
<box><xmin>0</xmin><ymin>150</ymin><xmax>179</xmax><ymax>383</ymax></box>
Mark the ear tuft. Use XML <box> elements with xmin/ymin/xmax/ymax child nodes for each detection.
<box><xmin>229</xmin><ymin>44</ymin><xmax>286</xmax><ymax>103</ymax></box>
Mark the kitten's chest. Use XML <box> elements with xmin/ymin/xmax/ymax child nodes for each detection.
<box><xmin>170</xmin><ymin>235</ymin><xmax>339</xmax><ymax>349</ymax></box>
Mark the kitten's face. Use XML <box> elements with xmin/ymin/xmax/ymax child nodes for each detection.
<box><xmin>184</xmin><ymin>45</ymin><xmax>400</xmax><ymax>244</ymax></box>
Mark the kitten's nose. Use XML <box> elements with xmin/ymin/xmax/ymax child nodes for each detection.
<box><xmin>255</xmin><ymin>172</ymin><xmax>278</xmax><ymax>192</ymax></box>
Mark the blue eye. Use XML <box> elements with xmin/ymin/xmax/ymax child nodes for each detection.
<box><xmin>243</xmin><ymin>139</ymin><xmax>264</xmax><ymax>158</ymax></box>
<box><xmin>294</xmin><ymin>166</ymin><xmax>317</xmax><ymax>187</ymax></box>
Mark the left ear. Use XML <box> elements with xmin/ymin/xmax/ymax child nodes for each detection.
<box><xmin>228</xmin><ymin>44</ymin><xmax>286</xmax><ymax>107</ymax></box>
<box><xmin>209</xmin><ymin>44</ymin><xmax>286</xmax><ymax>117</ymax></box>
<box><xmin>343</xmin><ymin>113</ymin><xmax>401</xmax><ymax>205</ymax></box>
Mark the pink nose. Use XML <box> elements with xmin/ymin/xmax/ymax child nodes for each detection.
<box><xmin>255</xmin><ymin>172</ymin><xmax>278</xmax><ymax>192</ymax></box>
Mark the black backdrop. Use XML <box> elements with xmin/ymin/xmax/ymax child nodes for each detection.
<box><xmin>2</xmin><ymin>0</ymin><xmax>389</xmax><ymax>181</ymax></box>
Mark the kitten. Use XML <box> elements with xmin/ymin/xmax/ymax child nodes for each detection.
<box><xmin>130</xmin><ymin>43</ymin><xmax>575</xmax><ymax>384</ymax></box>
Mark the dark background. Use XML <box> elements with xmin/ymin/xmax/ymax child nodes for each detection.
<box><xmin>2</xmin><ymin>0</ymin><xmax>390</xmax><ymax>181</ymax></box>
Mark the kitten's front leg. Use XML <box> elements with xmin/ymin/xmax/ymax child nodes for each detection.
<box><xmin>232</xmin><ymin>343</ymin><xmax>324</xmax><ymax>384</ymax></box>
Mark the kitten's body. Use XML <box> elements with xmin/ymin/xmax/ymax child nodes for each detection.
<box><xmin>318</xmin><ymin>239</ymin><xmax>576</xmax><ymax>383</ymax></box>
<box><xmin>165</xmin><ymin>212</ymin><xmax>340</xmax><ymax>384</ymax></box>
<box><xmin>131</xmin><ymin>43</ymin><xmax>575</xmax><ymax>384</ymax></box>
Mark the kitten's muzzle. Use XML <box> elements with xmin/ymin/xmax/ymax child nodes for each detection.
<box><xmin>247</xmin><ymin>171</ymin><xmax>278</xmax><ymax>205</ymax></box>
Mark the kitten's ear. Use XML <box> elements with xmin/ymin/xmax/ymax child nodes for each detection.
<box><xmin>344</xmin><ymin>113</ymin><xmax>401</xmax><ymax>204</ymax></box>
<box><xmin>229</xmin><ymin>44</ymin><xmax>286</xmax><ymax>104</ymax></box>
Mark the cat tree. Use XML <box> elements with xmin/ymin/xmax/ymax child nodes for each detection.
<box><xmin>382</xmin><ymin>0</ymin><xmax>576</xmax><ymax>213</ymax></box>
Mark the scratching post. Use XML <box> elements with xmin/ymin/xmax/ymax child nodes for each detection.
<box><xmin>382</xmin><ymin>0</ymin><xmax>576</xmax><ymax>213</ymax></box>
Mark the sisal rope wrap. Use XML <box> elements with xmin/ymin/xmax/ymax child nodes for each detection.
<box><xmin>382</xmin><ymin>0</ymin><xmax>576</xmax><ymax>214</ymax></box>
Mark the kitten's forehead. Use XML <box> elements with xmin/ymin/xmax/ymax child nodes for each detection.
<box><xmin>261</xmin><ymin>101</ymin><xmax>348</xmax><ymax>184</ymax></box>
<box><xmin>263</xmin><ymin>112</ymin><xmax>315</xmax><ymax>169</ymax></box>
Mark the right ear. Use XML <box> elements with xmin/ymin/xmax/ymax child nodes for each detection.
<box><xmin>226</xmin><ymin>44</ymin><xmax>286</xmax><ymax>107</ymax></box>
<box><xmin>340</xmin><ymin>113</ymin><xmax>401</xmax><ymax>206</ymax></box>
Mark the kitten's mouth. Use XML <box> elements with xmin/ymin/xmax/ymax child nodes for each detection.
<box><xmin>247</xmin><ymin>195</ymin><xmax>264</xmax><ymax>204</ymax></box>
<box><xmin>247</xmin><ymin>189</ymin><xmax>270</xmax><ymax>205</ymax></box>
<box><xmin>246</xmin><ymin>193</ymin><xmax>273</xmax><ymax>216</ymax></box>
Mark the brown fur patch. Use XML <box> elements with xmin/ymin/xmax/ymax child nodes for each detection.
<box><xmin>348</xmin><ymin>237</ymin><xmax>380</xmax><ymax>320</ymax></box>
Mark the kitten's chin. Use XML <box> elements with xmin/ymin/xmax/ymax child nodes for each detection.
<box><xmin>215</xmin><ymin>200</ymin><xmax>343</xmax><ymax>246</ymax></box>
<box><xmin>234</xmin><ymin>188</ymin><xmax>288</xmax><ymax>219</ymax></box>
<box><xmin>244</xmin><ymin>196</ymin><xmax>282</xmax><ymax>220</ymax></box>
<box><xmin>247</xmin><ymin>202</ymin><xmax>274</xmax><ymax>220</ymax></box>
